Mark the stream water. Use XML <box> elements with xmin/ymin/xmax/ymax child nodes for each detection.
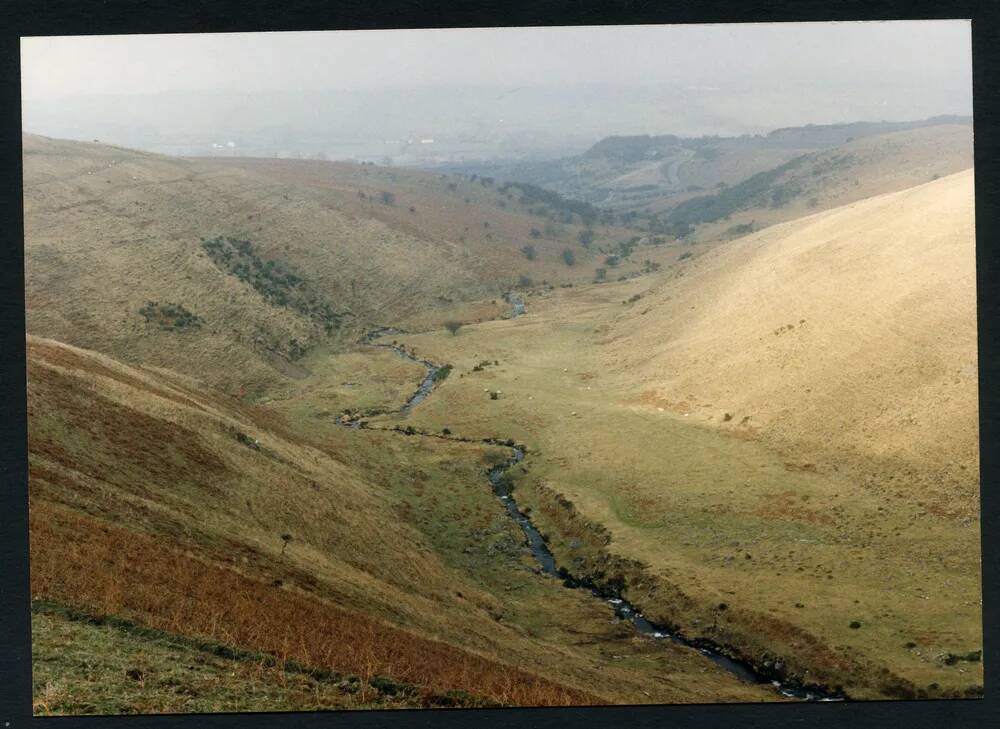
<box><xmin>340</xmin><ymin>300</ymin><xmax>842</xmax><ymax>702</ymax></box>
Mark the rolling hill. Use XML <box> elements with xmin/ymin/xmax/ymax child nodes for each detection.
<box><xmin>449</xmin><ymin>117</ymin><xmax>973</xmax><ymax>241</ymax></box>
<box><xmin>23</xmin><ymin>134</ymin><xmax>639</xmax><ymax>397</ymax></box>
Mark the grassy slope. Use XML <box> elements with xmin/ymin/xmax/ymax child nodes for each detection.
<box><xmin>27</xmin><ymin>335</ymin><xmax>771</xmax><ymax>713</ymax></box>
<box><xmin>32</xmin><ymin>604</ymin><xmax>443</xmax><ymax>714</ymax></box>
<box><xmin>616</xmin><ymin>170</ymin><xmax>979</xmax><ymax>508</ymax></box>
<box><xmin>371</xmin><ymin>172</ymin><xmax>981</xmax><ymax>699</ymax></box>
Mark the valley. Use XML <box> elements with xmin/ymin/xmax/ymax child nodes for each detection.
<box><xmin>24</xmin><ymin>127</ymin><xmax>981</xmax><ymax>712</ymax></box>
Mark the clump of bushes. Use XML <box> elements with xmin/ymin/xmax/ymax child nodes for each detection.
<box><xmin>236</xmin><ymin>431</ymin><xmax>260</xmax><ymax>450</ymax></box>
<box><xmin>139</xmin><ymin>301</ymin><xmax>203</xmax><ymax>330</ymax></box>
<box><xmin>498</xmin><ymin>181</ymin><xmax>601</xmax><ymax>226</ymax></box>
<box><xmin>726</xmin><ymin>222</ymin><xmax>756</xmax><ymax>237</ymax></box>
<box><xmin>432</xmin><ymin>365</ymin><xmax>452</xmax><ymax>383</ymax></box>
<box><xmin>200</xmin><ymin>236</ymin><xmax>344</xmax><ymax>333</ymax></box>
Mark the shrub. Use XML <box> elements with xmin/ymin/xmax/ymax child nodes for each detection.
<box><xmin>518</xmin><ymin>275</ymin><xmax>533</xmax><ymax>288</ymax></box>
<box><xmin>521</xmin><ymin>244</ymin><xmax>536</xmax><ymax>261</ymax></box>
<box><xmin>604</xmin><ymin>255</ymin><xmax>619</xmax><ymax>267</ymax></box>
<box><xmin>380</xmin><ymin>191</ymin><xmax>395</xmax><ymax>205</ymax></box>
<box><xmin>432</xmin><ymin>365</ymin><xmax>452</xmax><ymax>383</ymax></box>
<box><xmin>577</xmin><ymin>228</ymin><xmax>595</xmax><ymax>248</ymax></box>
<box><xmin>139</xmin><ymin>301</ymin><xmax>203</xmax><ymax>331</ymax></box>
<box><xmin>725</xmin><ymin>222</ymin><xmax>756</xmax><ymax>237</ymax></box>
<box><xmin>444</xmin><ymin>321</ymin><xmax>462</xmax><ymax>335</ymax></box>
<box><xmin>678</xmin><ymin>252</ymin><xmax>693</xmax><ymax>261</ymax></box>
<box><xmin>561</xmin><ymin>249</ymin><xmax>576</xmax><ymax>266</ymax></box>
<box><xmin>594</xmin><ymin>267</ymin><xmax>607</xmax><ymax>281</ymax></box>
<box><xmin>529</xmin><ymin>228</ymin><xmax>542</xmax><ymax>239</ymax></box>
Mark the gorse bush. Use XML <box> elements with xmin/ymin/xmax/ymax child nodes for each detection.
<box><xmin>139</xmin><ymin>301</ymin><xmax>203</xmax><ymax>330</ymax></box>
<box><xmin>725</xmin><ymin>222</ymin><xmax>756</xmax><ymax>237</ymax></box>
<box><xmin>666</xmin><ymin>154</ymin><xmax>808</xmax><ymax>227</ymax></box>
<box><xmin>499</xmin><ymin>181</ymin><xmax>601</xmax><ymax>226</ymax></box>
<box><xmin>200</xmin><ymin>236</ymin><xmax>344</xmax><ymax>334</ymax></box>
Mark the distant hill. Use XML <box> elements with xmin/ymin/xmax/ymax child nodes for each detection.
<box><xmin>443</xmin><ymin>117</ymin><xmax>973</xmax><ymax>238</ymax></box>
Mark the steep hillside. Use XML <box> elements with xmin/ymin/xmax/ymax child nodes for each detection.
<box><xmin>23</xmin><ymin>134</ymin><xmax>631</xmax><ymax>397</ymax></box>
<box><xmin>611</xmin><ymin>170</ymin><xmax>978</xmax><ymax>511</ymax></box>
<box><xmin>27</xmin><ymin>335</ymin><xmax>771</xmax><ymax>709</ymax></box>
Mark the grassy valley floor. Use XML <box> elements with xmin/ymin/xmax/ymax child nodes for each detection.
<box><xmin>348</xmin><ymin>275</ymin><xmax>981</xmax><ymax>700</ymax></box>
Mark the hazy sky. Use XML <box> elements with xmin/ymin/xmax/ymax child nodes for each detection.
<box><xmin>19</xmin><ymin>22</ymin><xmax>973</xmax><ymax>157</ymax></box>
<box><xmin>22</xmin><ymin>21</ymin><xmax>971</xmax><ymax>103</ymax></box>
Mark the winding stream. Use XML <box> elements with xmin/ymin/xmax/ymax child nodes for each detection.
<box><xmin>339</xmin><ymin>296</ymin><xmax>842</xmax><ymax>702</ymax></box>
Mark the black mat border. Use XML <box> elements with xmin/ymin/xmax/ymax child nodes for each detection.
<box><xmin>1</xmin><ymin>1</ymin><xmax>997</xmax><ymax>727</ymax></box>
